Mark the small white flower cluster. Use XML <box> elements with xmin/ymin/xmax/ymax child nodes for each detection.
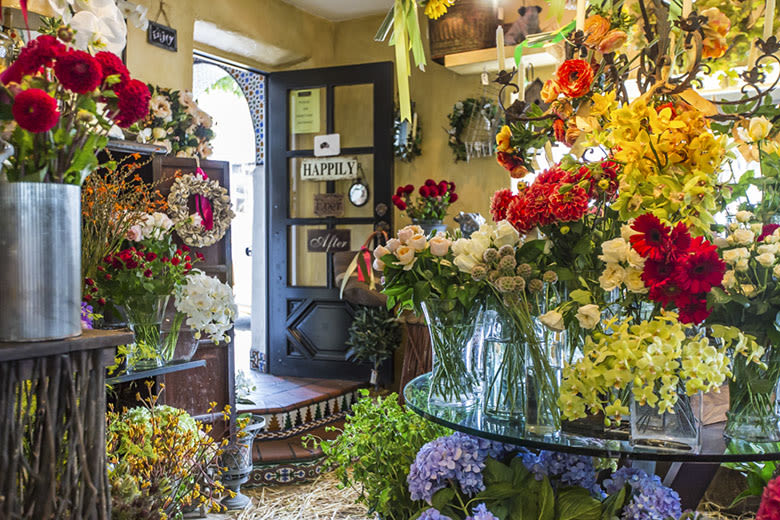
<box><xmin>175</xmin><ymin>271</ymin><xmax>238</xmax><ymax>344</ymax></box>
<box><xmin>373</xmin><ymin>224</ymin><xmax>453</xmax><ymax>272</ymax></box>
<box><xmin>597</xmin><ymin>223</ymin><xmax>648</xmax><ymax>294</ymax></box>
<box><xmin>126</xmin><ymin>211</ymin><xmax>174</xmax><ymax>242</ymax></box>
<box><xmin>719</xmin><ymin>211</ymin><xmax>780</xmax><ymax>295</ymax></box>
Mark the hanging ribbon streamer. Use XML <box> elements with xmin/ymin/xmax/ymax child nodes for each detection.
<box><xmin>514</xmin><ymin>20</ymin><xmax>575</xmax><ymax>66</ymax></box>
<box><xmin>390</xmin><ymin>0</ymin><xmax>426</xmax><ymax>123</ymax></box>
<box><xmin>194</xmin><ymin>167</ymin><xmax>215</xmax><ymax>231</ymax></box>
<box><xmin>355</xmin><ymin>247</ymin><xmax>373</xmax><ymax>284</ymax></box>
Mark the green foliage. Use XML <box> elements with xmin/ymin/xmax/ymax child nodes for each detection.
<box><xmin>306</xmin><ymin>390</ymin><xmax>450</xmax><ymax>520</ymax></box>
<box><xmin>723</xmin><ymin>441</ymin><xmax>780</xmax><ymax>506</ymax></box>
<box><xmin>345</xmin><ymin>305</ymin><xmax>402</xmax><ymax>370</ymax></box>
<box><xmin>205</xmin><ymin>75</ymin><xmax>244</xmax><ymax>98</ymax></box>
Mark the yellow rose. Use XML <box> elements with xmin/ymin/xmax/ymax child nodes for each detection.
<box><xmin>748</xmin><ymin>116</ymin><xmax>772</xmax><ymax>142</ymax></box>
<box><xmin>496</xmin><ymin>125</ymin><xmax>513</xmax><ymax>153</ymax></box>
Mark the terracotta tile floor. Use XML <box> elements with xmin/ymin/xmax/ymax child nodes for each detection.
<box><xmin>253</xmin><ymin>421</ymin><xmax>343</xmax><ymax>464</ymax></box>
<box><xmin>238</xmin><ymin>372</ymin><xmax>363</xmax><ymax>414</ymax></box>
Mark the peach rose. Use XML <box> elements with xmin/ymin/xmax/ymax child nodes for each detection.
<box><xmin>584</xmin><ymin>15</ymin><xmax>611</xmax><ymax>47</ymax></box>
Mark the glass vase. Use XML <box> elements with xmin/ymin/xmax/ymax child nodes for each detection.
<box><xmin>421</xmin><ymin>298</ymin><xmax>481</xmax><ymax>408</ymax></box>
<box><xmin>524</xmin><ymin>324</ymin><xmax>563</xmax><ymax>436</ymax></box>
<box><xmin>631</xmin><ymin>391</ymin><xmax>702</xmax><ymax>452</ymax></box>
<box><xmin>124</xmin><ymin>295</ymin><xmax>169</xmax><ymax>371</ymax></box>
<box><xmin>725</xmin><ymin>346</ymin><xmax>780</xmax><ymax>442</ymax></box>
<box><xmin>482</xmin><ymin>296</ymin><xmax>525</xmax><ymax>422</ymax></box>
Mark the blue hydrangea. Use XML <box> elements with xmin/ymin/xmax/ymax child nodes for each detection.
<box><xmin>603</xmin><ymin>467</ymin><xmax>682</xmax><ymax>520</ymax></box>
<box><xmin>407</xmin><ymin>432</ymin><xmax>511</xmax><ymax>504</ymax></box>
<box><xmin>466</xmin><ymin>503</ymin><xmax>500</xmax><ymax>520</ymax></box>
<box><xmin>519</xmin><ymin>449</ymin><xmax>600</xmax><ymax>495</ymax></box>
<box><xmin>419</xmin><ymin>508</ymin><xmax>452</xmax><ymax>520</ymax></box>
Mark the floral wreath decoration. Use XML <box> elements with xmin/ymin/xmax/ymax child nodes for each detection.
<box><xmin>446</xmin><ymin>96</ymin><xmax>501</xmax><ymax>162</ymax></box>
<box><xmin>168</xmin><ymin>173</ymin><xmax>235</xmax><ymax>248</ymax></box>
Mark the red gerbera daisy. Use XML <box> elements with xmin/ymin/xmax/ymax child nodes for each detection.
<box><xmin>114</xmin><ymin>79</ymin><xmax>151</xmax><ymax>127</ymax></box>
<box><xmin>491</xmin><ymin>189</ymin><xmax>515</xmax><ymax>222</ymax></box>
<box><xmin>630</xmin><ymin>213</ymin><xmax>671</xmax><ymax>260</ymax></box>
<box><xmin>668</xmin><ymin>222</ymin><xmax>692</xmax><ymax>255</ymax></box>
<box><xmin>757</xmin><ymin>476</ymin><xmax>780</xmax><ymax>520</ymax></box>
<box><xmin>642</xmin><ymin>258</ymin><xmax>676</xmax><ymax>288</ymax></box>
<box><xmin>12</xmin><ymin>88</ymin><xmax>60</xmax><ymax>133</ymax></box>
<box><xmin>676</xmin><ymin>237</ymin><xmax>725</xmax><ymax>293</ymax></box>
<box><xmin>54</xmin><ymin>50</ymin><xmax>103</xmax><ymax>94</ymax></box>
<box><xmin>675</xmin><ymin>293</ymin><xmax>710</xmax><ymax>325</ymax></box>
<box><xmin>648</xmin><ymin>279</ymin><xmax>683</xmax><ymax>307</ymax></box>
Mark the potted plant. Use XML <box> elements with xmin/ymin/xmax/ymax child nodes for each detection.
<box><xmin>345</xmin><ymin>305</ymin><xmax>402</xmax><ymax>389</ymax></box>
<box><xmin>0</xmin><ymin>25</ymin><xmax>149</xmax><ymax>341</ymax></box>
<box><xmin>391</xmin><ymin>179</ymin><xmax>458</xmax><ymax>235</ymax></box>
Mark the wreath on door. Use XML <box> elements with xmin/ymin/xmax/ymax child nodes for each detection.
<box><xmin>168</xmin><ymin>173</ymin><xmax>235</xmax><ymax>247</ymax></box>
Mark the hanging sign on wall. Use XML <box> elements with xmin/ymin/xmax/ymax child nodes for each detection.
<box><xmin>300</xmin><ymin>157</ymin><xmax>358</xmax><ymax>181</ymax></box>
<box><xmin>307</xmin><ymin>229</ymin><xmax>351</xmax><ymax>253</ymax></box>
<box><xmin>147</xmin><ymin>21</ymin><xmax>178</xmax><ymax>52</ymax></box>
<box><xmin>291</xmin><ymin>89</ymin><xmax>320</xmax><ymax>134</ymax></box>
<box><xmin>313</xmin><ymin>193</ymin><xmax>345</xmax><ymax>217</ymax></box>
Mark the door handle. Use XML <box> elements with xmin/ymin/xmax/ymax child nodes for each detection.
<box><xmin>245</xmin><ymin>247</ymin><xmax>252</xmax><ymax>257</ymax></box>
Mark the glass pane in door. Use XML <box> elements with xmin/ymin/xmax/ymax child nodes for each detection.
<box><xmin>287</xmin><ymin>225</ymin><xmax>328</xmax><ymax>287</ymax></box>
<box><xmin>334</xmin><ymin>84</ymin><xmax>373</xmax><ymax>148</ymax></box>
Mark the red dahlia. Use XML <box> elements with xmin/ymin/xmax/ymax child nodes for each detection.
<box><xmin>630</xmin><ymin>213</ymin><xmax>670</xmax><ymax>260</ymax></box>
<box><xmin>114</xmin><ymin>79</ymin><xmax>151</xmax><ymax>127</ymax></box>
<box><xmin>536</xmin><ymin>166</ymin><xmax>567</xmax><ymax>185</ymax></box>
<box><xmin>94</xmin><ymin>51</ymin><xmax>130</xmax><ymax>83</ymax></box>
<box><xmin>419</xmin><ymin>185</ymin><xmax>430</xmax><ymax>197</ymax></box>
<box><xmin>675</xmin><ymin>293</ymin><xmax>710</xmax><ymax>325</ymax></box>
<box><xmin>54</xmin><ymin>50</ymin><xmax>103</xmax><ymax>94</ymax></box>
<box><xmin>490</xmin><ymin>188</ymin><xmax>515</xmax><ymax>222</ymax></box>
<box><xmin>438</xmin><ymin>180</ymin><xmax>449</xmax><ymax>194</ymax></box>
<box><xmin>506</xmin><ymin>196</ymin><xmax>533</xmax><ymax>233</ymax></box>
<box><xmin>523</xmin><ymin>183</ymin><xmax>555</xmax><ymax>227</ymax></box>
<box><xmin>758</xmin><ymin>476</ymin><xmax>780</xmax><ymax>520</ymax></box>
<box><xmin>550</xmin><ymin>184</ymin><xmax>588</xmax><ymax>222</ymax></box>
<box><xmin>554</xmin><ymin>59</ymin><xmax>595</xmax><ymax>98</ymax></box>
<box><xmin>12</xmin><ymin>88</ymin><xmax>60</xmax><ymax>133</ymax></box>
<box><xmin>675</xmin><ymin>237</ymin><xmax>725</xmax><ymax>293</ymax></box>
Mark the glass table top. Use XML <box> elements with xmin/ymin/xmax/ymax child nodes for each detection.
<box><xmin>404</xmin><ymin>373</ymin><xmax>780</xmax><ymax>463</ymax></box>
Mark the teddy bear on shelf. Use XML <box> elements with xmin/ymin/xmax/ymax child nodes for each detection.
<box><xmin>505</xmin><ymin>5</ymin><xmax>543</xmax><ymax>45</ymax></box>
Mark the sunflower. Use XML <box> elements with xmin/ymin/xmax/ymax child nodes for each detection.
<box><xmin>424</xmin><ymin>0</ymin><xmax>455</xmax><ymax>20</ymax></box>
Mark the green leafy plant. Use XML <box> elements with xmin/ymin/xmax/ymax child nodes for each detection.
<box><xmin>723</xmin><ymin>441</ymin><xmax>780</xmax><ymax>506</ymax></box>
<box><xmin>345</xmin><ymin>305</ymin><xmax>402</xmax><ymax>384</ymax></box>
<box><xmin>304</xmin><ymin>390</ymin><xmax>450</xmax><ymax>520</ymax></box>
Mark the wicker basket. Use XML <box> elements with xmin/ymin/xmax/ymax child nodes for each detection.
<box><xmin>429</xmin><ymin>0</ymin><xmax>498</xmax><ymax>59</ymax></box>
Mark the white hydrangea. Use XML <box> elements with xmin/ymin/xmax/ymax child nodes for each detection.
<box><xmin>175</xmin><ymin>271</ymin><xmax>238</xmax><ymax>344</ymax></box>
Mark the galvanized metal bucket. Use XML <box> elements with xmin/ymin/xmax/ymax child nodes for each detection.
<box><xmin>0</xmin><ymin>182</ymin><xmax>81</xmax><ymax>341</ymax></box>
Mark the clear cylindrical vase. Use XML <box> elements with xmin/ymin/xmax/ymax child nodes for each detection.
<box><xmin>482</xmin><ymin>296</ymin><xmax>525</xmax><ymax>422</ymax></box>
<box><xmin>725</xmin><ymin>347</ymin><xmax>780</xmax><ymax>442</ymax></box>
<box><xmin>124</xmin><ymin>295</ymin><xmax>169</xmax><ymax>371</ymax></box>
<box><xmin>524</xmin><ymin>319</ymin><xmax>564</xmax><ymax>436</ymax></box>
<box><xmin>631</xmin><ymin>391</ymin><xmax>702</xmax><ymax>452</ymax></box>
<box><xmin>421</xmin><ymin>299</ymin><xmax>481</xmax><ymax>408</ymax></box>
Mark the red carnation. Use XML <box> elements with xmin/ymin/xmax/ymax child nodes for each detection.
<box><xmin>84</xmin><ymin>294</ymin><xmax>92</xmax><ymax>302</ymax></box>
<box><xmin>182</xmin><ymin>245</ymin><xmax>191</xmax><ymax>252</ymax></box>
<box><xmin>550</xmin><ymin>184</ymin><xmax>588</xmax><ymax>222</ymax></box>
<box><xmin>395</xmin><ymin>186</ymin><xmax>404</xmax><ymax>197</ymax></box>
<box><xmin>94</xmin><ymin>51</ymin><xmax>130</xmax><ymax>83</ymax></box>
<box><xmin>196</xmin><ymin>252</ymin><xmax>205</xmax><ymax>261</ymax></box>
<box><xmin>143</xmin><ymin>269</ymin><xmax>153</xmax><ymax>278</ymax></box>
<box><xmin>630</xmin><ymin>214</ymin><xmax>670</xmax><ymax>260</ymax></box>
<box><xmin>114</xmin><ymin>79</ymin><xmax>151</xmax><ymax>127</ymax></box>
<box><xmin>759</xmin><ymin>223</ymin><xmax>780</xmax><ymax>242</ymax></box>
<box><xmin>125</xmin><ymin>259</ymin><xmax>138</xmax><ymax>269</ymax></box>
<box><xmin>757</xmin><ymin>475</ymin><xmax>780</xmax><ymax>520</ymax></box>
<box><xmin>449</xmin><ymin>193</ymin><xmax>458</xmax><ymax>203</ymax></box>
<box><xmin>185</xmin><ymin>262</ymin><xmax>192</xmax><ymax>270</ymax></box>
<box><xmin>491</xmin><ymin>189</ymin><xmax>515</xmax><ymax>222</ymax></box>
<box><xmin>85</xmin><ymin>278</ymin><xmax>95</xmax><ymax>286</ymax></box>
<box><xmin>98</xmin><ymin>298</ymin><xmax>106</xmax><ymax>305</ymax></box>
<box><xmin>404</xmin><ymin>184</ymin><xmax>414</xmax><ymax>194</ymax></box>
<box><xmin>391</xmin><ymin>194</ymin><xmax>403</xmax><ymax>207</ymax></box>
<box><xmin>554</xmin><ymin>59</ymin><xmax>595</xmax><ymax>98</ymax></box>
<box><xmin>12</xmin><ymin>88</ymin><xmax>60</xmax><ymax>133</ymax></box>
<box><xmin>54</xmin><ymin>50</ymin><xmax>103</xmax><ymax>94</ymax></box>
<box><xmin>675</xmin><ymin>237</ymin><xmax>725</xmax><ymax>293</ymax></box>
<box><xmin>396</xmin><ymin>199</ymin><xmax>407</xmax><ymax>211</ymax></box>
<box><xmin>145</xmin><ymin>252</ymin><xmax>157</xmax><ymax>262</ymax></box>
<box><xmin>104</xmin><ymin>274</ymin><xmax>112</xmax><ymax>281</ymax></box>
<box><xmin>675</xmin><ymin>293</ymin><xmax>710</xmax><ymax>325</ymax></box>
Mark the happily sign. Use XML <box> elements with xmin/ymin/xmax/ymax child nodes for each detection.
<box><xmin>300</xmin><ymin>157</ymin><xmax>358</xmax><ymax>181</ymax></box>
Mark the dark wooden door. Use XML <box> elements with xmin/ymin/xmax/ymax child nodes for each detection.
<box><xmin>267</xmin><ymin>62</ymin><xmax>393</xmax><ymax>379</ymax></box>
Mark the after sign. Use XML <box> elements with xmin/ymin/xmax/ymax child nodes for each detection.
<box><xmin>147</xmin><ymin>21</ymin><xmax>177</xmax><ymax>52</ymax></box>
<box><xmin>307</xmin><ymin>229</ymin><xmax>350</xmax><ymax>253</ymax></box>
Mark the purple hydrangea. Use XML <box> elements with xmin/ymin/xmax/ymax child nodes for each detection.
<box><xmin>81</xmin><ymin>301</ymin><xmax>94</xmax><ymax>330</ymax></box>
<box><xmin>419</xmin><ymin>508</ymin><xmax>452</xmax><ymax>520</ymax></box>
<box><xmin>467</xmin><ymin>503</ymin><xmax>499</xmax><ymax>520</ymax></box>
<box><xmin>408</xmin><ymin>432</ymin><xmax>512</xmax><ymax>504</ymax></box>
<box><xmin>603</xmin><ymin>466</ymin><xmax>682</xmax><ymax>520</ymax></box>
<box><xmin>519</xmin><ymin>449</ymin><xmax>600</xmax><ymax>495</ymax></box>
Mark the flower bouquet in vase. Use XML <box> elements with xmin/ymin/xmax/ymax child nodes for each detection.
<box><xmin>391</xmin><ymin>179</ymin><xmax>457</xmax><ymax>235</ymax></box>
<box><xmin>375</xmin><ymin>224</ymin><xmax>483</xmax><ymax>407</ymax></box>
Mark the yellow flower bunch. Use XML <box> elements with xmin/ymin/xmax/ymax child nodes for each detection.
<box><xmin>424</xmin><ymin>0</ymin><xmax>455</xmax><ymax>19</ymax></box>
<box><xmin>558</xmin><ymin>313</ymin><xmax>757</xmax><ymax>424</ymax></box>
<box><xmin>600</xmin><ymin>98</ymin><xmax>727</xmax><ymax>235</ymax></box>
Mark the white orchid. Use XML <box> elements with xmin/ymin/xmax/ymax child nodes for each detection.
<box><xmin>175</xmin><ymin>272</ymin><xmax>237</xmax><ymax>345</ymax></box>
<box><xmin>117</xmin><ymin>0</ymin><xmax>149</xmax><ymax>30</ymax></box>
<box><xmin>66</xmin><ymin>0</ymin><xmax>127</xmax><ymax>56</ymax></box>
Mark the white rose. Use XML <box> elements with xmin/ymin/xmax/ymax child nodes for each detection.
<box><xmin>492</xmin><ymin>220</ymin><xmax>520</xmax><ymax>248</ymax></box>
<box><xmin>394</xmin><ymin>246</ymin><xmax>417</xmax><ymax>271</ymax></box>
<box><xmin>757</xmin><ymin>252</ymin><xmax>776</xmax><ymax>267</ymax></box>
<box><xmin>453</xmin><ymin>254</ymin><xmax>478</xmax><ymax>273</ymax></box>
<box><xmin>621</xmin><ymin>222</ymin><xmax>638</xmax><ymax>242</ymax></box>
<box><xmin>626</xmin><ymin>248</ymin><xmax>645</xmax><ymax>269</ymax></box>
<box><xmin>126</xmin><ymin>224</ymin><xmax>142</xmax><ymax>242</ymax></box>
<box><xmin>735</xmin><ymin>210</ymin><xmax>754</xmax><ymax>223</ymax></box>
<box><xmin>624</xmin><ymin>268</ymin><xmax>649</xmax><ymax>294</ymax></box>
<box><xmin>722</xmin><ymin>247</ymin><xmax>749</xmax><ymax>265</ymax></box>
<box><xmin>386</xmin><ymin>238</ymin><xmax>401</xmax><ymax>253</ymax></box>
<box><xmin>599</xmin><ymin>263</ymin><xmax>626</xmax><ymax>291</ymax></box>
<box><xmin>451</xmin><ymin>238</ymin><xmax>469</xmax><ymax>257</ymax></box>
<box><xmin>713</xmin><ymin>236</ymin><xmax>729</xmax><ymax>249</ymax></box>
<box><xmin>373</xmin><ymin>258</ymin><xmax>385</xmax><ymax>272</ymax></box>
<box><xmin>469</xmin><ymin>231</ymin><xmax>491</xmax><ymax>255</ymax></box>
<box><xmin>408</xmin><ymin>225</ymin><xmax>425</xmax><ymax>236</ymax></box>
<box><xmin>732</xmin><ymin>228</ymin><xmax>755</xmax><ymax>245</ymax></box>
<box><xmin>152</xmin><ymin>126</ymin><xmax>167</xmax><ymax>140</ymax></box>
<box><xmin>751</xmin><ymin>223</ymin><xmax>764</xmax><ymax>235</ymax></box>
<box><xmin>397</xmin><ymin>226</ymin><xmax>415</xmax><ymax>244</ymax></box>
<box><xmin>599</xmin><ymin>238</ymin><xmax>629</xmax><ymax>264</ymax></box>
<box><xmin>539</xmin><ymin>311</ymin><xmax>565</xmax><ymax>332</ymax></box>
<box><xmin>736</xmin><ymin>258</ymin><xmax>749</xmax><ymax>272</ymax></box>
<box><xmin>722</xmin><ymin>270</ymin><xmax>737</xmax><ymax>289</ymax></box>
<box><xmin>408</xmin><ymin>234</ymin><xmax>428</xmax><ymax>252</ymax></box>
<box><xmin>374</xmin><ymin>245</ymin><xmax>390</xmax><ymax>260</ymax></box>
<box><xmin>729</xmin><ymin>223</ymin><xmax>740</xmax><ymax>232</ymax></box>
<box><xmin>429</xmin><ymin>236</ymin><xmax>452</xmax><ymax>257</ymax></box>
<box><xmin>575</xmin><ymin>304</ymin><xmax>601</xmax><ymax>329</ymax></box>
<box><xmin>741</xmin><ymin>284</ymin><xmax>757</xmax><ymax>298</ymax></box>
<box><xmin>767</xmin><ymin>234</ymin><xmax>780</xmax><ymax>244</ymax></box>
<box><xmin>774</xmin><ymin>265</ymin><xmax>780</xmax><ymax>278</ymax></box>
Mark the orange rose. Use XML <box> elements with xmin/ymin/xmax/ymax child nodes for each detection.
<box><xmin>496</xmin><ymin>125</ymin><xmax>513</xmax><ymax>153</ymax></box>
<box><xmin>700</xmin><ymin>7</ymin><xmax>730</xmax><ymax>59</ymax></box>
<box><xmin>584</xmin><ymin>15</ymin><xmax>611</xmax><ymax>47</ymax></box>
<box><xmin>541</xmin><ymin>79</ymin><xmax>560</xmax><ymax>103</ymax></box>
<box><xmin>554</xmin><ymin>59</ymin><xmax>595</xmax><ymax>98</ymax></box>
<box><xmin>553</xmin><ymin>118</ymin><xmax>566</xmax><ymax>142</ymax></box>
<box><xmin>598</xmin><ymin>29</ymin><xmax>628</xmax><ymax>54</ymax></box>
<box><xmin>496</xmin><ymin>151</ymin><xmax>528</xmax><ymax>178</ymax></box>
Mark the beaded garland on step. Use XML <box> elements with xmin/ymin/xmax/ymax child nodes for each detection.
<box><xmin>168</xmin><ymin>174</ymin><xmax>235</xmax><ymax>247</ymax></box>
